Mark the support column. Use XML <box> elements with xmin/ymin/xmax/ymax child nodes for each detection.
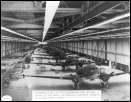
<box><xmin>91</xmin><ymin>40</ymin><xmax>93</xmax><ymax>58</ymax></box>
<box><xmin>82</xmin><ymin>40</ymin><xmax>84</xmax><ymax>53</ymax></box>
<box><xmin>87</xmin><ymin>41</ymin><xmax>88</xmax><ymax>55</ymax></box>
<box><xmin>11</xmin><ymin>41</ymin><xmax>12</xmax><ymax>54</ymax></box>
<box><xmin>17</xmin><ymin>42</ymin><xmax>19</xmax><ymax>51</ymax></box>
<box><xmin>128</xmin><ymin>38</ymin><xmax>130</xmax><ymax>70</ymax></box>
<box><xmin>16</xmin><ymin>42</ymin><xmax>18</xmax><ymax>52</ymax></box>
<box><xmin>115</xmin><ymin>38</ymin><xmax>117</xmax><ymax>69</ymax></box>
<box><xmin>97</xmin><ymin>40</ymin><xmax>99</xmax><ymax>59</ymax></box>
<box><xmin>77</xmin><ymin>41</ymin><xmax>78</xmax><ymax>52</ymax></box>
<box><xmin>1</xmin><ymin>41</ymin><xmax>3</xmax><ymax>57</ymax></box>
<box><xmin>5</xmin><ymin>42</ymin><xmax>7</xmax><ymax>56</ymax></box>
<box><xmin>105</xmin><ymin>39</ymin><xmax>107</xmax><ymax>60</ymax></box>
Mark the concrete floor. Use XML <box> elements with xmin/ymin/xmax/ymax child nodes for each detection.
<box><xmin>1</xmin><ymin>58</ymin><xmax>130</xmax><ymax>101</ymax></box>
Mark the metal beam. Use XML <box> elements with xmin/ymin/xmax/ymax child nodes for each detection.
<box><xmin>73</xmin><ymin>23</ymin><xmax>118</xmax><ymax>29</ymax></box>
<box><xmin>57</xmin><ymin>1</ymin><xmax>126</xmax><ymax>36</ymax></box>
<box><xmin>52</xmin><ymin>21</ymin><xmax>62</xmax><ymax>24</ymax></box>
<box><xmin>103</xmin><ymin>9</ymin><xmax>126</xmax><ymax>14</ymax></box>
<box><xmin>1</xmin><ymin>17</ymin><xmax>25</xmax><ymax>23</ymax></box>
<box><xmin>73</xmin><ymin>1</ymin><xmax>79</xmax><ymax>8</ymax></box>
<box><xmin>61</xmin><ymin>1</ymin><xmax>69</xmax><ymax>8</ymax></box>
<box><xmin>1</xmin><ymin>26</ymin><xmax>39</xmax><ymax>41</ymax></box>
<box><xmin>25</xmin><ymin>17</ymin><xmax>45</xmax><ymax>23</ymax></box>
<box><xmin>90</xmin><ymin>24</ymin><xmax>118</xmax><ymax>28</ymax></box>
<box><xmin>38</xmin><ymin>1</ymin><xmax>45</xmax><ymax>6</ymax></box>
<box><xmin>6</xmin><ymin>23</ymin><xmax>60</xmax><ymax>28</ymax></box>
<box><xmin>47</xmin><ymin>31</ymin><xmax>54</xmax><ymax>33</ymax></box>
<box><xmin>24</xmin><ymin>33</ymin><xmax>42</xmax><ymax>36</ymax></box>
<box><xmin>79</xmin><ymin>27</ymin><xmax>130</xmax><ymax>37</ymax></box>
<box><xmin>112</xmin><ymin>19</ymin><xmax>130</xmax><ymax>24</ymax></box>
<box><xmin>83</xmin><ymin>1</ymin><xmax>90</xmax><ymax>12</ymax></box>
<box><xmin>1</xmin><ymin>7</ymin><xmax>83</xmax><ymax>13</ymax></box>
<box><xmin>25</xmin><ymin>13</ymin><xmax>79</xmax><ymax>23</ymax></box>
<box><xmin>6</xmin><ymin>23</ymin><xmax>43</xmax><ymax>28</ymax></box>
<box><xmin>1</xmin><ymin>1</ymin><xmax>34</xmax><ymax>8</ymax></box>
<box><xmin>54</xmin><ymin>13</ymin><xmax>79</xmax><ymax>18</ymax></box>
<box><xmin>26</xmin><ymin>30</ymin><xmax>43</xmax><ymax>33</ymax></box>
<box><xmin>29</xmin><ymin>36</ymin><xmax>42</xmax><ymax>38</ymax></box>
<box><xmin>89</xmin><ymin>1</ymin><xmax>105</xmax><ymax>12</ymax></box>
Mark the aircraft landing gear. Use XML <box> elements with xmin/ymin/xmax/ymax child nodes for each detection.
<box><xmin>100</xmin><ymin>81</ymin><xmax>108</xmax><ymax>88</ymax></box>
<box><xmin>73</xmin><ymin>83</ymin><xmax>79</xmax><ymax>90</ymax></box>
<box><xmin>62</xmin><ymin>66</ymin><xmax>65</xmax><ymax>71</ymax></box>
<box><xmin>53</xmin><ymin>63</ymin><xmax>56</xmax><ymax>66</ymax></box>
<box><xmin>56</xmin><ymin>60</ymin><xmax>58</xmax><ymax>63</ymax></box>
<box><xmin>70</xmin><ymin>74</ymin><xmax>80</xmax><ymax>89</ymax></box>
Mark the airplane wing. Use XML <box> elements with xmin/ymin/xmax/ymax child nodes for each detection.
<box><xmin>33</xmin><ymin>54</ymin><xmax>52</xmax><ymax>56</ymax></box>
<box><xmin>30</xmin><ymin>62</ymin><xmax>57</xmax><ymax>66</ymax></box>
<box><xmin>24</xmin><ymin>75</ymin><xmax>72</xmax><ymax>80</ymax></box>
<box><xmin>33</xmin><ymin>54</ymin><xmax>51</xmax><ymax>56</ymax></box>
<box><xmin>30</xmin><ymin>60</ymin><xmax>62</xmax><ymax>66</ymax></box>
<box><xmin>109</xmin><ymin>72</ymin><xmax>130</xmax><ymax>77</ymax></box>
<box><xmin>50</xmin><ymin>68</ymin><xmax>75</xmax><ymax>72</ymax></box>
<box><xmin>31</xmin><ymin>60</ymin><xmax>53</xmax><ymax>65</ymax></box>
<box><xmin>67</xmin><ymin>54</ymin><xmax>80</xmax><ymax>58</ymax></box>
<box><xmin>48</xmin><ymin>61</ymin><xmax>62</xmax><ymax>66</ymax></box>
<box><xmin>31</xmin><ymin>57</ymin><xmax>54</xmax><ymax>60</ymax></box>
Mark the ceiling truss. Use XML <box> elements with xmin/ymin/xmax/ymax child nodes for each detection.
<box><xmin>1</xmin><ymin>1</ymin><xmax>130</xmax><ymax>42</ymax></box>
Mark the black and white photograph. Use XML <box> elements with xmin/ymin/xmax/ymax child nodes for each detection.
<box><xmin>1</xmin><ymin>1</ymin><xmax>130</xmax><ymax>101</ymax></box>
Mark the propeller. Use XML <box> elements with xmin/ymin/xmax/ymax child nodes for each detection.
<box><xmin>108</xmin><ymin>72</ymin><xmax>114</xmax><ymax>76</ymax></box>
<box><xmin>70</xmin><ymin>74</ymin><xmax>81</xmax><ymax>89</ymax></box>
<box><xmin>98</xmin><ymin>69</ymin><xmax>114</xmax><ymax>82</ymax></box>
<box><xmin>70</xmin><ymin>74</ymin><xmax>79</xmax><ymax>83</ymax></box>
<box><xmin>98</xmin><ymin>70</ymin><xmax>129</xmax><ymax>88</ymax></box>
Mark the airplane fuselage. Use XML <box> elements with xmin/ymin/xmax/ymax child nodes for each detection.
<box><xmin>76</xmin><ymin>65</ymin><xmax>100</xmax><ymax>77</ymax></box>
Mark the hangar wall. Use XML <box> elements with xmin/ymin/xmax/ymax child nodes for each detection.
<box><xmin>1</xmin><ymin>41</ymin><xmax>37</xmax><ymax>58</ymax></box>
<box><xmin>49</xmin><ymin>38</ymin><xmax>130</xmax><ymax>70</ymax></box>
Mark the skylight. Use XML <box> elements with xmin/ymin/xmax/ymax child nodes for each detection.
<box><xmin>42</xmin><ymin>1</ymin><xmax>60</xmax><ymax>41</ymax></box>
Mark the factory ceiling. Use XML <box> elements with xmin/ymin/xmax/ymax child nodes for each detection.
<box><xmin>1</xmin><ymin>1</ymin><xmax>130</xmax><ymax>42</ymax></box>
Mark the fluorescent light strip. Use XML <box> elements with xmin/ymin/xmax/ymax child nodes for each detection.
<box><xmin>1</xmin><ymin>35</ymin><xmax>20</xmax><ymax>40</ymax></box>
<box><xmin>1</xmin><ymin>26</ymin><xmax>39</xmax><ymax>42</ymax></box>
<box><xmin>1</xmin><ymin>36</ymin><xmax>31</xmax><ymax>41</ymax></box>
<box><xmin>42</xmin><ymin>1</ymin><xmax>60</xmax><ymax>40</ymax></box>
<box><xmin>49</xmin><ymin>27</ymin><xmax>130</xmax><ymax>42</ymax></box>
<box><xmin>1</xmin><ymin>36</ymin><xmax>19</xmax><ymax>40</ymax></box>
<box><xmin>81</xmin><ymin>27</ymin><xmax>130</xmax><ymax>37</ymax></box>
<box><xmin>48</xmin><ymin>12</ymin><xmax>130</xmax><ymax>41</ymax></box>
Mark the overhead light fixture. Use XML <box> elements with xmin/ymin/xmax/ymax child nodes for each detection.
<box><xmin>82</xmin><ymin>27</ymin><xmax>130</xmax><ymax>37</ymax></box>
<box><xmin>1</xmin><ymin>26</ymin><xmax>39</xmax><ymax>42</ymax></box>
<box><xmin>42</xmin><ymin>1</ymin><xmax>60</xmax><ymax>40</ymax></box>
<box><xmin>1</xmin><ymin>36</ymin><xmax>34</xmax><ymax>42</ymax></box>
<box><xmin>48</xmin><ymin>12</ymin><xmax>130</xmax><ymax>41</ymax></box>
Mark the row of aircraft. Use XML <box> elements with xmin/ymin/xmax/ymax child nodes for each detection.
<box><xmin>23</xmin><ymin>45</ymin><xmax>129</xmax><ymax>89</ymax></box>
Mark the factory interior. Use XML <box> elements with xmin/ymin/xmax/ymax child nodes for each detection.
<box><xmin>1</xmin><ymin>1</ymin><xmax>130</xmax><ymax>101</ymax></box>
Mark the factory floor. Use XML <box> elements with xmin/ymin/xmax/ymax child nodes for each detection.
<box><xmin>1</xmin><ymin>58</ymin><xmax>130</xmax><ymax>101</ymax></box>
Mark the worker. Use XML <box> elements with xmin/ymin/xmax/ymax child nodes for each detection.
<box><xmin>22</xmin><ymin>71</ymin><xmax>25</xmax><ymax>78</ymax></box>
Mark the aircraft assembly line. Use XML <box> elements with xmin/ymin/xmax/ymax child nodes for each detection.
<box><xmin>1</xmin><ymin>45</ymin><xmax>130</xmax><ymax>101</ymax></box>
<box><xmin>1</xmin><ymin>1</ymin><xmax>130</xmax><ymax>101</ymax></box>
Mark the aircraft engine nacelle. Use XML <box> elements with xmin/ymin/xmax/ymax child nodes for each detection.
<box><xmin>99</xmin><ymin>73</ymin><xmax>110</xmax><ymax>82</ymax></box>
<box><xmin>70</xmin><ymin>74</ymin><xmax>79</xmax><ymax>83</ymax></box>
<box><xmin>99</xmin><ymin>68</ymin><xmax>111</xmax><ymax>82</ymax></box>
